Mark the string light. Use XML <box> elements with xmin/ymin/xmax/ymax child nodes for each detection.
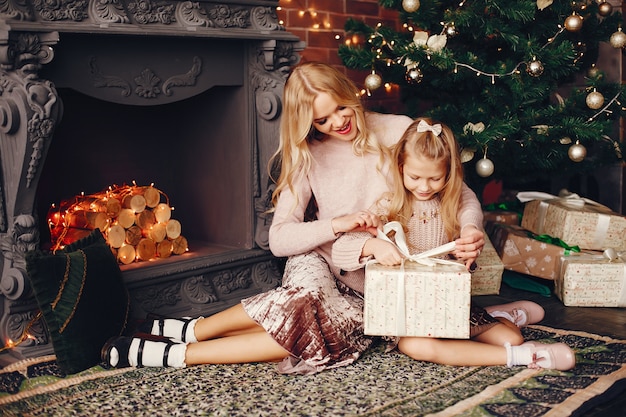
<box><xmin>0</xmin><ymin>312</ymin><xmax>42</xmax><ymax>354</ymax></box>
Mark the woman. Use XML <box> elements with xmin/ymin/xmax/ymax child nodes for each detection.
<box><xmin>102</xmin><ymin>62</ymin><xmax>539</xmax><ymax>374</ymax></box>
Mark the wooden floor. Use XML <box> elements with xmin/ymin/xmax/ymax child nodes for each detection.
<box><xmin>474</xmin><ymin>274</ymin><xmax>626</xmax><ymax>417</ymax></box>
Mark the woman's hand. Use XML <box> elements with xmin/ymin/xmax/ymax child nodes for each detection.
<box><xmin>331</xmin><ymin>210</ymin><xmax>381</xmax><ymax>235</ymax></box>
<box><xmin>363</xmin><ymin>238</ymin><xmax>404</xmax><ymax>266</ymax></box>
<box><xmin>453</xmin><ymin>225</ymin><xmax>485</xmax><ymax>269</ymax></box>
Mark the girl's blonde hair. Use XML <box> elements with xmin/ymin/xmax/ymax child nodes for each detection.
<box><xmin>386</xmin><ymin>117</ymin><xmax>464</xmax><ymax>241</ymax></box>
<box><xmin>269</xmin><ymin>62</ymin><xmax>387</xmax><ymax>209</ymax></box>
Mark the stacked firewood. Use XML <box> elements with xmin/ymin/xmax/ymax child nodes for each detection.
<box><xmin>47</xmin><ymin>183</ymin><xmax>188</xmax><ymax>264</ymax></box>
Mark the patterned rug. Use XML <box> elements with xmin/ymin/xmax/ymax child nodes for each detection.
<box><xmin>1</xmin><ymin>325</ymin><xmax>625</xmax><ymax>417</ymax></box>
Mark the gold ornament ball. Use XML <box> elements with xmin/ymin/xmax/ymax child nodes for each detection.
<box><xmin>586</xmin><ymin>91</ymin><xmax>605</xmax><ymax>110</ymax></box>
<box><xmin>405</xmin><ymin>67</ymin><xmax>423</xmax><ymax>84</ymax></box>
<box><xmin>610</xmin><ymin>30</ymin><xmax>626</xmax><ymax>49</ymax></box>
<box><xmin>564</xmin><ymin>14</ymin><xmax>583</xmax><ymax>32</ymax></box>
<box><xmin>568</xmin><ymin>142</ymin><xmax>587</xmax><ymax>162</ymax></box>
<box><xmin>402</xmin><ymin>0</ymin><xmax>420</xmax><ymax>13</ymax></box>
<box><xmin>526</xmin><ymin>59</ymin><xmax>544</xmax><ymax>77</ymax></box>
<box><xmin>475</xmin><ymin>158</ymin><xmax>494</xmax><ymax>178</ymax></box>
<box><xmin>365</xmin><ymin>72</ymin><xmax>382</xmax><ymax>91</ymax></box>
<box><xmin>587</xmin><ymin>66</ymin><xmax>602</xmax><ymax>79</ymax></box>
<box><xmin>598</xmin><ymin>1</ymin><xmax>613</xmax><ymax>17</ymax></box>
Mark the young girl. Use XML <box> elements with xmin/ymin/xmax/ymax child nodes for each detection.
<box><xmin>331</xmin><ymin>118</ymin><xmax>575</xmax><ymax>370</ymax></box>
<box><xmin>101</xmin><ymin>63</ymin><xmax>550</xmax><ymax>373</ymax></box>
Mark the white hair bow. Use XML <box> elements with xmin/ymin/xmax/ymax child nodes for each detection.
<box><xmin>416</xmin><ymin>120</ymin><xmax>442</xmax><ymax>136</ymax></box>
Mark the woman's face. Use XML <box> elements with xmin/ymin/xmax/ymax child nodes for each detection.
<box><xmin>402</xmin><ymin>154</ymin><xmax>447</xmax><ymax>201</ymax></box>
<box><xmin>311</xmin><ymin>92</ymin><xmax>357</xmax><ymax>142</ymax></box>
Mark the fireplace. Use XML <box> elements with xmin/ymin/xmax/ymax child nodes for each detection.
<box><xmin>0</xmin><ymin>0</ymin><xmax>304</xmax><ymax>364</ymax></box>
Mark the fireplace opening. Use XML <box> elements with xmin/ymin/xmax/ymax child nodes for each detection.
<box><xmin>36</xmin><ymin>83</ymin><xmax>255</xmax><ymax>265</ymax></box>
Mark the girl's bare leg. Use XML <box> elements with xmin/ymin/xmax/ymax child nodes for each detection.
<box><xmin>398</xmin><ymin>336</ymin><xmax>509</xmax><ymax>366</ymax></box>
<box><xmin>185</xmin><ymin>331</ymin><xmax>290</xmax><ymax>365</ymax></box>
<box><xmin>398</xmin><ymin>322</ymin><xmax>523</xmax><ymax>366</ymax></box>
<box><xmin>194</xmin><ymin>303</ymin><xmax>265</xmax><ymax>341</ymax></box>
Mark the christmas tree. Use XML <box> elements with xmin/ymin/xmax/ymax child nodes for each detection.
<box><xmin>339</xmin><ymin>0</ymin><xmax>626</xmax><ymax>193</ymax></box>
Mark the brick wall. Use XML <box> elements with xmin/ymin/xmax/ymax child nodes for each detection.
<box><xmin>277</xmin><ymin>0</ymin><xmax>406</xmax><ymax>112</ymax></box>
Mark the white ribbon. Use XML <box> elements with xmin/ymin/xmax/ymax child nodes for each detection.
<box><xmin>373</xmin><ymin>221</ymin><xmax>458</xmax><ymax>334</ymax></box>
<box><xmin>516</xmin><ymin>189</ymin><xmax>612</xmax><ymax>212</ymax></box>
<box><xmin>517</xmin><ymin>189</ymin><xmax>613</xmax><ymax>248</ymax></box>
<box><xmin>416</xmin><ymin>120</ymin><xmax>443</xmax><ymax>136</ymax></box>
<box><xmin>376</xmin><ymin>221</ymin><xmax>457</xmax><ymax>266</ymax></box>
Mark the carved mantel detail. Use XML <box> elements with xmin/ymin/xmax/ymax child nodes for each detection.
<box><xmin>0</xmin><ymin>29</ymin><xmax>62</xmax><ymax>358</ymax></box>
<box><xmin>0</xmin><ymin>0</ymin><xmax>285</xmax><ymax>34</ymax></box>
<box><xmin>0</xmin><ymin>0</ymin><xmax>303</xmax><ymax>364</ymax></box>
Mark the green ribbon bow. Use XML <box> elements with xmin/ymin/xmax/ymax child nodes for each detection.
<box><xmin>529</xmin><ymin>232</ymin><xmax>581</xmax><ymax>255</ymax></box>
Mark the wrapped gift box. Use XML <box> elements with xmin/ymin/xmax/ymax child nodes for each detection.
<box><xmin>471</xmin><ymin>234</ymin><xmax>503</xmax><ymax>295</ymax></box>
<box><xmin>486</xmin><ymin>222</ymin><xmax>578</xmax><ymax>280</ymax></box>
<box><xmin>364</xmin><ymin>261</ymin><xmax>470</xmax><ymax>338</ymax></box>
<box><xmin>482</xmin><ymin>210</ymin><xmax>520</xmax><ymax>227</ymax></box>
<box><xmin>556</xmin><ymin>253</ymin><xmax>626</xmax><ymax>307</ymax></box>
<box><xmin>521</xmin><ymin>198</ymin><xmax>626</xmax><ymax>251</ymax></box>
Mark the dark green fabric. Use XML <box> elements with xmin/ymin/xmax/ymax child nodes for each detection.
<box><xmin>26</xmin><ymin>230</ymin><xmax>129</xmax><ymax>374</ymax></box>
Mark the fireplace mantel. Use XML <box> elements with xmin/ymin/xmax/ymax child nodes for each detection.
<box><xmin>0</xmin><ymin>0</ymin><xmax>304</xmax><ymax>364</ymax></box>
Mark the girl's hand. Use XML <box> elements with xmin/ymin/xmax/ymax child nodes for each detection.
<box><xmin>331</xmin><ymin>210</ymin><xmax>381</xmax><ymax>235</ymax></box>
<box><xmin>453</xmin><ymin>225</ymin><xmax>485</xmax><ymax>269</ymax></box>
<box><xmin>363</xmin><ymin>238</ymin><xmax>404</xmax><ymax>266</ymax></box>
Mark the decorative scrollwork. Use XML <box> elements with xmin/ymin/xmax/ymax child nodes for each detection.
<box><xmin>175</xmin><ymin>1</ymin><xmax>209</xmax><ymax>27</ymax></box>
<box><xmin>213</xmin><ymin>268</ymin><xmax>251</xmax><ymax>294</ymax></box>
<box><xmin>207</xmin><ymin>4</ymin><xmax>248</xmax><ymax>28</ymax></box>
<box><xmin>134</xmin><ymin>68</ymin><xmax>161</xmax><ymax>98</ymax></box>
<box><xmin>135</xmin><ymin>282</ymin><xmax>182</xmax><ymax>311</ymax></box>
<box><xmin>90</xmin><ymin>0</ymin><xmax>129</xmax><ymax>24</ymax></box>
<box><xmin>182</xmin><ymin>275</ymin><xmax>217</xmax><ymax>304</ymax></box>
<box><xmin>6</xmin><ymin>310</ymin><xmax>46</xmax><ymax>346</ymax></box>
<box><xmin>0</xmin><ymin>214</ymin><xmax>39</xmax><ymax>299</ymax></box>
<box><xmin>163</xmin><ymin>56</ymin><xmax>201</xmax><ymax>96</ymax></box>
<box><xmin>250</xmin><ymin>6</ymin><xmax>283</xmax><ymax>31</ymax></box>
<box><xmin>0</xmin><ymin>0</ymin><xmax>34</xmax><ymax>20</ymax></box>
<box><xmin>127</xmin><ymin>0</ymin><xmax>176</xmax><ymax>24</ymax></box>
<box><xmin>32</xmin><ymin>0</ymin><xmax>89</xmax><ymax>21</ymax></box>
<box><xmin>251</xmin><ymin>259</ymin><xmax>283</xmax><ymax>291</ymax></box>
<box><xmin>89</xmin><ymin>56</ymin><xmax>131</xmax><ymax>97</ymax></box>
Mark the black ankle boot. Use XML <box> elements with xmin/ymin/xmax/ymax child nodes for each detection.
<box><xmin>101</xmin><ymin>335</ymin><xmax>185</xmax><ymax>368</ymax></box>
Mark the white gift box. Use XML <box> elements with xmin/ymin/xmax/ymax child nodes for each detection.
<box><xmin>364</xmin><ymin>260</ymin><xmax>471</xmax><ymax>338</ymax></box>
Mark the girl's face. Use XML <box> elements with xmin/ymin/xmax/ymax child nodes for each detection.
<box><xmin>311</xmin><ymin>92</ymin><xmax>357</xmax><ymax>142</ymax></box>
<box><xmin>402</xmin><ymin>154</ymin><xmax>447</xmax><ymax>201</ymax></box>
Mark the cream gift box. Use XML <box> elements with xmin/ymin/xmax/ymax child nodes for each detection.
<box><xmin>364</xmin><ymin>222</ymin><xmax>471</xmax><ymax>338</ymax></box>
<box><xmin>470</xmin><ymin>234</ymin><xmax>503</xmax><ymax>295</ymax></box>
<box><xmin>519</xmin><ymin>193</ymin><xmax>626</xmax><ymax>251</ymax></box>
<box><xmin>364</xmin><ymin>260</ymin><xmax>471</xmax><ymax>338</ymax></box>
<box><xmin>556</xmin><ymin>250</ymin><xmax>626</xmax><ymax>307</ymax></box>
<box><xmin>486</xmin><ymin>221</ymin><xmax>578</xmax><ymax>280</ymax></box>
<box><xmin>472</xmin><ymin>234</ymin><xmax>504</xmax><ymax>295</ymax></box>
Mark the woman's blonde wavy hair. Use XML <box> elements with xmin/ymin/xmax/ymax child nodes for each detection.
<box><xmin>269</xmin><ymin>62</ymin><xmax>388</xmax><ymax>210</ymax></box>
<box><xmin>385</xmin><ymin>117</ymin><xmax>464</xmax><ymax>241</ymax></box>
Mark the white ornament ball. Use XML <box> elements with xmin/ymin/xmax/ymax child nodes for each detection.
<box><xmin>476</xmin><ymin>157</ymin><xmax>495</xmax><ymax>177</ymax></box>
<box><xmin>568</xmin><ymin>142</ymin><xmax>587</xmax><ymax>162</ymax></box>
<box><xmin>526</xmin><ymin>59</ymin><xmax>544</xmax><ymax>77</ymax></box>
<box><xmin>586</xmin><ymin>91</ymin><xmax>605</xmax><ymax>110</ymax></box>
<box><xmin>402</xmin><ymin>0</ymin><xmax>420</xmax><ymax>13</ymax></box>
<box><xmin>610</xmin><ymin>30</ymin><xmax>626</xmax><ymax>49</ymax></box>
<box><xmin>365</xmin><ymin>72</ymin><xmax>382</xmax><ymax>91</ymax></box>
<box><xmin>405</xmin><ymin>67</ymin><xmax>423</xmax><ymax>84</ymax></box>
